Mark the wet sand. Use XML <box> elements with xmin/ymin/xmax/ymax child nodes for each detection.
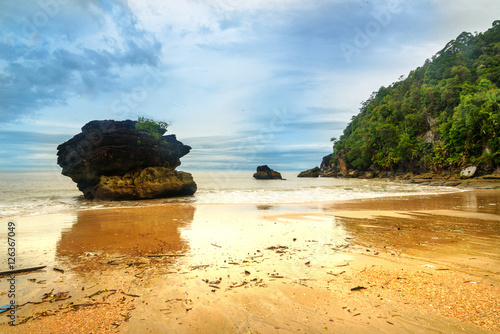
<box><xmin>0</xmin><ymin>190</ymin><xmax>499</xmax><ymax>333</ymax></box>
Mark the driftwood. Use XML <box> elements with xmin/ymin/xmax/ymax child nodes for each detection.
<box><xmin>0</xmin><ymin>266</ymin><xmax>47</xmax><ymax>276</ymax></box>
<box><xmin>190</xmin><ymin>264</ymin><xmax>209</xmax><ymax>270</ymax></box>
<box><xmin>147</xmin><ymin>254</ymin><xmax>185</xmax><ymax>258</ymax></box>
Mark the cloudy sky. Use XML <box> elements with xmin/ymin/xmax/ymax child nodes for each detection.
<box><xmin>0</xmin><ymin>0</ymin><xmax>498</xmax><ymax>171</ymax></box>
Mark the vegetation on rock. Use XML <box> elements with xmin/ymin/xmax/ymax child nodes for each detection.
<box><xmin>330</xmin><ymin>21</ymin><xmax>500</xmax><ymax>175</ymax></box>
<box><xmin>135</xmin><ymin>116</ymin><xmax>170</xmax><ymax>140</ymax></box>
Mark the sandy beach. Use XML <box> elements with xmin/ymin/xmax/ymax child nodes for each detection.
<box><xmin>1</xmin><ymin>190</ymin><xmax>499</xmax><ymax>333</ymax></box>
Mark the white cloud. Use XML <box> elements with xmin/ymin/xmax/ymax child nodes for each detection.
<box><xmin>1</xmin><ymin>0</ymin><xmax>499</xmax><ymax>169</ymax></box>
<box><xmin>429</xmin><ymin>0</ymin><xmax>499</xmax><ymax>38</ymax></box>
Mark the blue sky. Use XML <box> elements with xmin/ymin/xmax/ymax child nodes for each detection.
<box><xmin>0</xmin><ymin>0</ymin><xmax>499</xmax><ymax>171</ymax></box>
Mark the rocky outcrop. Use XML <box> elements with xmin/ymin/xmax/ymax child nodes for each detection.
<box><xmin>253</xmin><ymin>165</ymin><xmax>282</xmax><ymax>179</ymax></box>
<box><xmin>320</xmin><ymin>154</ymin><xmax>333</xmax><ymax>171</ymax></box>
<box><xmin>91</xmin><ymin>168</ymin><xmax>197</xmax><ymax>201</ymax></box>
<box><xmin>297</xmin><ymin>167</ymin><xmax>321</xmax><ymax>177</ymax></box>
<box><xmin>394</xmin><ymin>171</ymin><xmax>500</xmax><ymax>189</ymax></box>
<box><xmin>319</xmin><ymin>154</ymin><xmax>339</xmax><ymax>177</ymax></box>
<box><xmin>57</xmin><ymin>119</ymin><xmax>197</xmax><ymax>200</ymax></box>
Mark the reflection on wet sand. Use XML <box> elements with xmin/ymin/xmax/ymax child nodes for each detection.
<box><xmin>335</xmin><ymin>212</ymin><xmax>500</xmax><ymax>275</ymax></box>
<box><xmin>323</xmin><ymin>189</ymin><xmax>500</xmax><ymax>214</ymax></box>
<box><xmin>2</xmin><ymin>191</ymin><xmax>500</xmax><ymax>334</ymax></box>
<box><xmin>322</xmin><ymin>190</ymin><xmax>500</xmax><ymax>275</ymax></box>
<box><xmin>57</xmin><ymin>204</ymin><xmax>196</xmax><ymax>263</ymax></box>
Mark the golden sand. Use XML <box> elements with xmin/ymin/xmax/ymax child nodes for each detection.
<box><xmin>1</xmin><ymin>190</ymin><xmax>499</xmax><ymax>333</ymax></box>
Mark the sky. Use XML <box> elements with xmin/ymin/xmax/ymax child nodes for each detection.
<box><xmin>0</xmin><ymin>0</ymin><xmax>499</xmax><ymax>172</ymax></box>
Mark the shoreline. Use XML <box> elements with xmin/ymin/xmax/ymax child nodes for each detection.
<box><xmin>0</xmin><ymin>190</ymin><xmax>499</xmax><ymax>333</ymax></box>
<box><xmin>0</xmin><ymin>180</ymin><xmax>467</xmax><ymax>222</ymax></box>
<box><xmin>325</xmin><ymin>173</ymin><xmax>500</xmax><ymax>190</ymax></box>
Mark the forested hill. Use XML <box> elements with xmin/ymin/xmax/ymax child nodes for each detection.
<box><xmin>329</xmin><ymin>21</ymin><xmax>500</xmax><ymax>177</ymax></box>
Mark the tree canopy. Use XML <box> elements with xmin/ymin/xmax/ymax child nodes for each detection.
<box><xmin>331</xmin><ymin>21</ymin><xmax>500</xmax><ymax>174</ymax></box>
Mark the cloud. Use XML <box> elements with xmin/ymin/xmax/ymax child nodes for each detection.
<box><xmin>1</xmin><ymin>0</ymin><xmax>499</xmax><ymax>170</ymax></box>
<box><xmin>0</xmin><ymin>130</ymin><xmax>70</xmax><ymax>169</ymax></box>
<box><xmin>180</xmin><ymin>126</ymin><xmax>333</xmax><ymax>171</ymax></box>
<box><xmin>0</xmin><ymin>0</ymin><xmax>162</xmax><ymax>123</ymax></box>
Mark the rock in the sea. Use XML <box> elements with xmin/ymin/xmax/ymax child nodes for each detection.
<box><xmin>297</xmin><ymin>167</ymin><xmax>321</xmax><ymax>177</ymax></box>
<box><xmin>57</xmin><ymin>119</ymin><xmax>196</xmax><ymax>200</ymax></box>
<box><xmin>253</xmin><ymin>165</ymin><xmax>282</xmax><ymax>179</ymax></box>
<box><xmin>92</xmin><ymin>167</ymin><xmax>197</xmax><ymax>201</ymax></box>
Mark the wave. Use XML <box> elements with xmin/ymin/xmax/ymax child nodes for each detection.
<box><xmin>0</xmin><ymin>170</ymin><xmax>461</xmax><ymax>218</ymax></box>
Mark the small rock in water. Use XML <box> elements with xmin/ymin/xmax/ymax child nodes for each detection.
<box><xmin>253</xmin><ymin>165</ymin><xmax>282</xmax><ymax>179</ymax></box>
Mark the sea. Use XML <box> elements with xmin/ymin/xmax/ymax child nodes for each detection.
<box><xmin>0</xmin><ymin>170</ymin><xmax>462</xmax><ymax>219</ymax></box>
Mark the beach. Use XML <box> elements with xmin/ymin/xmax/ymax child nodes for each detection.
<box><xmin>0</xmin><ymin>189</ymin><xmax>499</xmax><ymax>333</ymax></box>
<box><xmin>2</xmin><ymin>2</ymin><xmax>499</xmax><ymax>333</ymax></box>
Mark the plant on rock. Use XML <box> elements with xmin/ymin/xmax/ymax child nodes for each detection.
<box><xmin>135</xmin><ymin>117</ymin><xmax>170</xmax><ymax>140</ymax></box>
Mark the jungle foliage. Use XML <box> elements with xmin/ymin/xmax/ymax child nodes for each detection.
<box><xmin>332</xmin><ymin>21</ymin><xmax>500</xmax><ymax>174</ymax></box>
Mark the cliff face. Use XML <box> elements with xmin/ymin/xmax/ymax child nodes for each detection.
<box><xmin>57</xmin><ymin>120</ymin><xmax>197</xmax><ymax>200</ymax></box>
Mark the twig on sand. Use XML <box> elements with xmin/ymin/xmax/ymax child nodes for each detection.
<box><xmin>121</xmin><ymin>291</ymin><xmax>140</xmax><ymax>298</ymax></box>
<box><xmin>0</xmin><ymin>266</ymin><xmax>47</xmax><ymax>276</ymax></box>
<box><xmin>336</xmin><ymin>263</ymin><xmax>350</xmax><ymax>267</ymax></box>
<box><xmin>87</xmin><ymin>289</ymin><xmax>113</xmax><ymax>298</ymax></box>
<box><xmin>71</xmin><ymin>302</ymin><xmax>110</xmax><ymax>309</ymax></box>
<box><xmin>229</xmin><ymin>281</ymin><xmax>248</xmax><ymax>288</ymax></box>
<box><xmin>147</xmin><ymin>254</ymin><xmax>185</xmax><ymax>258</ymax></box>
<box><xmin>190</xmin><ymin>264</ymin><xmax>210</xmax><ymax>270</ymax></box>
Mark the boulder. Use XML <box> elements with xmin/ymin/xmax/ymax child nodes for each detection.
<box><xmin>91</xmin><ymin>167</ymin><xmax>197</xmax><ymax>201</ymax></box>
<box><xmin>347</xmin><ymin>169</ymin><xmax>360</xmax><ymax>178</ymax></box>
<box><xmin>253</xmin><ymin>165</ymin><xmax>282</xmax><ymax>179</ymax></box>
<box><xmin>297</xmin><ymin>167</ymin><xmax>321</xmax><ymax>177</ymax></box>
<box><xmin>57</xmin><ymin>119</ymin><xmax>196</xmax><ymax>200</ymax></box>
<box><xmin>360</xmin><ymin>171</ymin><xmax>375</xmax><ymax>179</ymax></box>
<box><xmin>321</xmin><ymin>170</ymin><xmax>338</xmax><ymax>177</ymax></box>
<box><xmin>460</xmin><ymin>166</ymin><xmax>477</xmax><ymax>179</ymax></box>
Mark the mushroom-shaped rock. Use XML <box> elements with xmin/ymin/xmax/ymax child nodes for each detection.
<box><xmin>57</xmin><ymin>119</ymin><xmax>196</xmax><ymax>200</ymax></box>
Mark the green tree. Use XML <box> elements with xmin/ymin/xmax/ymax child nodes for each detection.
<box><xmin>135</xmin><ymin>117</ymin><xmax>170</xmax><ymax>140</ymax></box>
<box><xmin>329</xmin><ymin>22</ymin><xmax>500</xmax><ymax>173</ymax></box>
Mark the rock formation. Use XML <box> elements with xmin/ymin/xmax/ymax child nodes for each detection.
<box><xmin>320</xmin><ymin>154</ymin><xmax>333</xmax><ymax>171</ymax></box>
<box><xmin>253</xmin><ymin>165</ymin><xmax>282</xmax><ymax>179</ymax></box>
<box><xmin>319</xmin><ymin>154</ymin><xmax>339</xmax><ymax>177</ymax></box>
<box><xmin>57</xmin><ymin>119</ymin><xmax>197</xmax><ymax>200</ymax></box>
<box><xmin>297</xmin><ymin>166</ymin><xmax>321</xmax><ymax>177</ymax></box>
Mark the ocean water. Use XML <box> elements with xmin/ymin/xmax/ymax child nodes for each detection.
<box><xmin>0</xmin><ymin>170</ymin><xmax>461</xmax><ymax>218</ymax></box>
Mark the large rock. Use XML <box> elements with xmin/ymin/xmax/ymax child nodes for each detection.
<box><xmin>57</xmin><ymin>120</ymin><xmax>196</xmax><ymax>200</ymax></box>
<box><xmin>253</xmin><ymin>165</ymin><xmax>282</xmax><ymax>179</ymax></box>
<box><xmin>91</xmin><ymin>167</ymin><xmax>197</xmax><ymax>201</ymax></box>
<box><xmin>297</xmin><ymin>167</ymin><xmax>321</xmax><ymax>177</ymax></box>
